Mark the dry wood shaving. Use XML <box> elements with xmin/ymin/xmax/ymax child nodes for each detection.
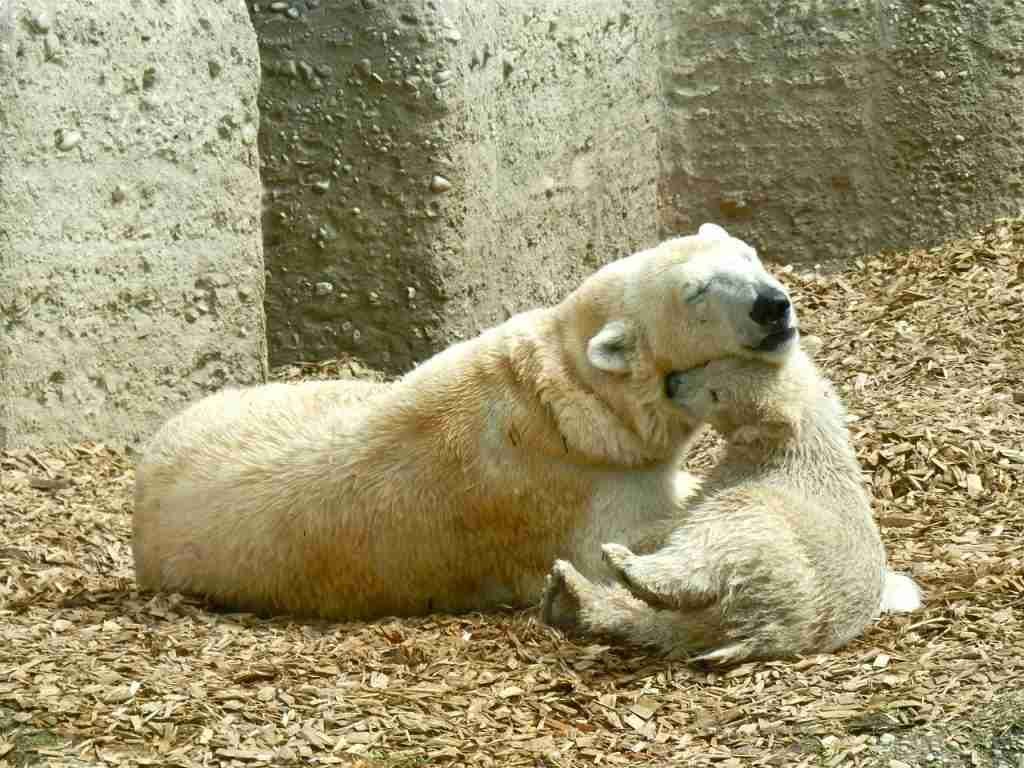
<box><xmin>2</xmin><ymin>219</ymin><xmax>1022</xmax><ymax>767</ymax></box>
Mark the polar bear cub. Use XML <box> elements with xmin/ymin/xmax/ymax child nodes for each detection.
<box><xmin>541</xmin><ymin>341</ymin><xmax>922</xmax><ymax>664</ymax></box>
<box><xmin>133</xmin><ymin>223</ymin><xmax>801</xmax><ymax>621</ymax></box>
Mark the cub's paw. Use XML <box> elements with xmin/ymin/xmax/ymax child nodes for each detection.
<box><xmin>540</xmin><ymin>560</ymin><xmax>588</xmax><ymax>631</ymax></box>
<box><xmin>601</xmin><ymin>542</ymin><xmax>672</xmax><ymax>609</ymax></box>
<box><xmin>600</xmin><ymin>542</ymin><xmax>636</xmax><ymax>574</ymax></box>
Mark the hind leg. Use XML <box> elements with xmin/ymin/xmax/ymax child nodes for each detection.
<box><xmin>540</xmin><ymin>560</ymin><xmax>591</xmax><ymax>630</ymax></box>
<box><xmin>540</xmin><ymin>559</ymin><xmax>732</xmax><ymax>660</ymax></box>
<box><xmin>601</xmin><ymin>542</ymin><xmax>717</xmax><ymax>612</ymax></box>
<box><xmin>541</xmin><ymin>559</ymin><xmax>652</xmax><ymax>636</ymax></box>
<box><xmin>540</xmin><ymin>560</ymin><xmax>666</xmax><ymax>642</ymax></box>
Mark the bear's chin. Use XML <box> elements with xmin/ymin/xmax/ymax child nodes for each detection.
<box><xmin>747</xmin><ymin>326</ymin><xmax>799</xmax><ymax>355</ymax></box>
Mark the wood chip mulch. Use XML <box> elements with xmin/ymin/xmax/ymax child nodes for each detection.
<box><xmin>2</xmin><ymin>219</ymin><xmax>1022</xmax><ymax>767</ymax></box>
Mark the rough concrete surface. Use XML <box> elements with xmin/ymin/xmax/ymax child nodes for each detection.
<box><xmin>660</xmin><ymin>0</ymin><xmax>1024</xmax><ymax>265</ymax></box>
<box><xmin>5</xmin><ymin>0</ymin><xmax>1024</xmax><ymax>444</ymax></box>
<box><xmin>254</xmin><ymin>0</ymin><xmax>1024</xmax><ymax>373</ymax></box>
<box><xmin>0</xmin><ymin>0</ymin><xmax>268</xmax><ymax>449</ymax></box>
<box><xmin>251</xmin><ymin>0</ymin><xmax>662</xmax><ymax>372</ymax></box>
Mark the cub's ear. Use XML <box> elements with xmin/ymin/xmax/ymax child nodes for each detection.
<box><xmin>698</xmin><ymin>222</ymin><xmax>730</xmax><ymax>240</ymax></box>
<box><xmin>587</xmin><ymin>320</ymin><xmax>635</xmax><ymax>374</ymax></box>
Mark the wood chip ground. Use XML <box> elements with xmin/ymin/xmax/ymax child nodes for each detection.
<box><xmin>2</xmin><ymin>219</ymin><xmax>1022</xmax><ymax>767</ymax></box>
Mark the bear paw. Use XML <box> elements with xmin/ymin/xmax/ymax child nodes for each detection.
<box><xmin>600</xmin><ymin>542</ymin><xmax>635</xmax><ymax>572</ymax></box>
<box><xmin>540</xmin><ymin>560</ymin><xmax>587</xmax><ymax>631</ymax></box>
<box><xmin>602</xmin><ymin>542</ymin><xmax>674</xmax><ymax>609</ymax></box>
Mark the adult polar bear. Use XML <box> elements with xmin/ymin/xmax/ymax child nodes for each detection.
<box><xmin>132</xmin><ymin>223</ymin><xmax>800</xmax><ymax>621</ymax></box>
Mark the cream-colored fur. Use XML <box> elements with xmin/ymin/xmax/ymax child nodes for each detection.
<box><xmin>132</xmin><ymin>224</ymin><xmax>800</xmax><ymax>621</ymax></box>
<box><xmin>540</xmin><ymin>341</ymin><xmax>922</xmax><ymax>665</ymax></box>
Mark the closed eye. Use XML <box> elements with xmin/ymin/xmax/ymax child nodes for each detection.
<box><xmin>685</xmin><ymin>280</ymin><xmax>713</xmax><ymax>304</ymax></box>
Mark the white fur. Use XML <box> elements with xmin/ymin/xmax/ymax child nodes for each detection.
<box><xmin>132</xmin><ymin>224</ymin><xmax>800</xmax><ymax>621</ymax></box>
<box><xmin>698</xmin><ymin>223</ymin><xmax>730</xmax><ymax>241</ymax></box>
<box><xmin>541</xmin><ymin>343</ymin><xmax>923</xmax><ymax>664</ymax></box>
<box><xmin>880</xmin><ymin>571</ymin><xmax>923</xmax><ymax>614</ymax></box>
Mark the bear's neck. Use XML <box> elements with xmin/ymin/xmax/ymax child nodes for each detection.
<box><xmin>714</xmin><ymin>394</ymin><xmax>866</xmax><ymax>497</ymax></box>
<box><xmin>508</xmin><ymin>312</ymin><xmax>685</xmax><ymax>468</ymax></box>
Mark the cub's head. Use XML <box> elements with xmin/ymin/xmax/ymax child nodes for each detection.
<box><xmin>664</xmin><ymin>339</ymin><xmax>828</xmax><ymax>447</ymax></box>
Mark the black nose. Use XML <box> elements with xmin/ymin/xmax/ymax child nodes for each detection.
<box><xmin>750</xmin><ymin>286</ymin><xmax>791</xmax><ymax>326</ymax></box>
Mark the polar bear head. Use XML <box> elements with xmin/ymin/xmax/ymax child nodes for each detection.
<box><xmin>551</xmin><ymin>223</ymin><xmax>801</xmax><ymax>457</ymax></box>
<box><xmin>566</xmin><ymin>222</ymin><xmax>798</xmax><ymax>382</ymax></box>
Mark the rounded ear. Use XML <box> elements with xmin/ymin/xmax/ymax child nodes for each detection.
<box><xmin>586</xmin><ymin>320</ymin><xmax>635</xmax><ymax>374</ymax></box>
<box><xmin>698</xmin><ymin>222</ymin><xmax>730</xmax><ymax>240</ymax></box>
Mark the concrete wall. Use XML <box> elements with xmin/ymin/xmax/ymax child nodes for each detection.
<box><xmin>0</xmin><ymin>0</ymin><xmax>268</xmax><ymax>450</ymax></box>
<box><xmin>3</xmin><ymin>0</ymin><xmax>1023</xmax><ymax>446</ymax></box>
<box><xmin>660</xmin><ymin>0</ymin><xmax>1024</xmax><ymax>265</ymax></box>
<box><xmin>455</xmin><ymin>3</ymin><xmax>662</xmax><ymax>340</ymax></box>
<box><xmin>252</xmin><ymin>0</ymin><xmax>664</xmax><ymax>372</ymax></box>
<box><xmin>256</xmin><ymin>0</ymin><xmax>1024</xmax><ymax>374</ymax></box>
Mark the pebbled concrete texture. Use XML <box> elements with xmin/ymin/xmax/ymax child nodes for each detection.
<box><xmin>251</xmin><ymin>0</ymin><xmax>663</xmax><ymax>372</ymax></box>
<box><xmin>660</xmin><ymin>0</ymin><xmax>1024</xmax><ymax>265</ymax></box>
<box><xmin>0</xmin><ymin>0</ymin><xmax>268</xmax><ymax>450</ymax></box>
<box><xmin>455</xmin><ymin>3</ymin><xmax>662</xmax><ymax>347</ymax></box>
<box><xmin>4</xmin><ymin>0</ymin><xmax>1024</xmax><ymax>444</ymax></box>
<box><xmin>254</xmin><ymin>0</ymin><xmax>1024</xmax><ymax>374</ymax></box>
